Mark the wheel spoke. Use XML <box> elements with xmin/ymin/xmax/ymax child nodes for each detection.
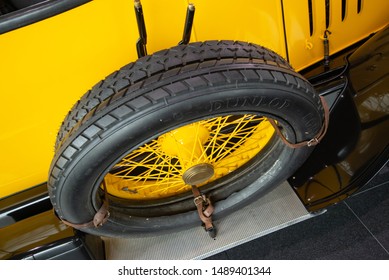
<box><xmin>105</xmin><ymin>114</ymin><xmax>274</xmax><ymax>200</ymax></box>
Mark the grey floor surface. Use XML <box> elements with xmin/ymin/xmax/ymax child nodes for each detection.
<box><xmin>105</xmin><ymin>181</ymin><xmax>315</xmax><ymax>260</ymax></box>
<box><xmin>207</xmin><ymin>164</ymin><xmax>389</xmax><ymax>260</ymax></box>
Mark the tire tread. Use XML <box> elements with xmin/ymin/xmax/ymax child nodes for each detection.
<box><xmin>55</xmin><ymin>41</ymin><xmax>295</xmax><ymax>148</ymax></box>
<box><xmin>49</xmin><ymin>41</ymin><xmax>324</xmax><ymax>226</ymax></box>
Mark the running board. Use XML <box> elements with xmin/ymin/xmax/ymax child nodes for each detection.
<box><xmin>103</xmin><ymin>181</ymin><xmax>319</xmax><ymax>260</ymax></box>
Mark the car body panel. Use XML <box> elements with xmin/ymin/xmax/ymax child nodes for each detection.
<box><xmin>0</xmin><ymin>1</ymin><xmax>388</xmax><ymax>259</ymax></box>
<box><xmin>0</xmin><ymin>0</ymin><xmax>138</xmax><ymax>197</ymax></box>
<box><xmin>283</xmin><ymin>0</ymin><xmax>389</xmax><ymax>69</ymax></box>
<box><xmin>0</xmin><ymin>0</ymin><xmax>388</xmax><ymax>198</ymax></box>
<box><xmin>0</xmin><ymin>208</ymin><xmax>73</xmax><ymax>259</ymax></box>
<box><xmin>291</xmin><ymin>25</ymin><xmax>389</xmax><ymax>210</ymax></box>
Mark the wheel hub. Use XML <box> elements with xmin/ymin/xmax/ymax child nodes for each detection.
<box><xmin>182</xmin><ymin>163</ymin><xmax>215</xmax><ymax>185</ymax></box>
<box><xmin>158</xmin><ymin>122</ymin><xmax>210</xmax><ymax>170</ymax></box>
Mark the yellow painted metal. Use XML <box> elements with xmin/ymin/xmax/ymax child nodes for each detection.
<box><xmin>0</xmin><ymin>0</ymin><xmax>138</xmax><ymax>198</ymax></box>
<box><xmin>105</xmin><ymin>115</ymin><xmax>275</xmax><ymax>200</ymax></box>
<box><xmin>187</xmin><ymin>0</ymin><xmax>287</xmax><ymax>59</ymax></box>
<box><xmin>0</xmin><ymin>0</ymin><xmax>284</xmax><ymax>199</ymax></box>
<box><xmin>283</xmin><ymin>0</ymin><xmax>389</xmax><ymax>70</ymax></box>
<box><xmin>159</xmin><ymin>122</ymin><xmax>210</xmax><ymax>170</ymax></box>
<box><xmin>0</xmin><ymin>0</ymin><xmax>387</xmax><ymax>199</ymax></box>
<box><xmin>135</xmin><ymin>0</ymin><xmax>287</xmax><ymax>61</ymax></box>
<box><xmin>0</xmin><ymin>211</ymin><xmax>73</xmax><ymax>259</ymax></box>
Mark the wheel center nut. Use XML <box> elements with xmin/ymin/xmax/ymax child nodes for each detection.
<box><xmin>182</xmin><ymin>163</ymin><xmax>214</xmax><ymax>185</ymax></box>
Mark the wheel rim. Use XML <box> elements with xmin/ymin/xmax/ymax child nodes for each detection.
<box><xmin>104</xmin><ymin>114</ymin><xmax>275</xmax><ymax>201</ymax></box>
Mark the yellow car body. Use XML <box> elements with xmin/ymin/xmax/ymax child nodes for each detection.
<box><xmin>0</xmin><ymin>0</ymin><xmax>388</xmax><ymax>198</ymax></box>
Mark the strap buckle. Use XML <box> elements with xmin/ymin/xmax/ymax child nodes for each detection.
<box><xmin>268</xmin><ymin>96</ymin><xmax>329</xmax><ymax>149</ymax></box>
<box><xmin>307</xmin><ymin>137</ymin><xmax>319</xmax><ymax>147</ymax></box>
<box><xmin>194</xmin><ymin>195</ymin><xmax>207</xmax><ymax>206</ymax></box>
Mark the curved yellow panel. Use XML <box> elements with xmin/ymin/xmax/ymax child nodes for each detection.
<box><xmin>0</xmin><ymin>0</ymin><xmax>388</xmax><ymax>198</ymax></box>
<box><xmin>0</xmin><ymin>0</ymin><xmax>139</xmax><ymax>197</ymax></box>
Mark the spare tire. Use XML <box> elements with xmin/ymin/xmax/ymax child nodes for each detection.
<box><xmin>48</xmin><ymin>41</ymin><xmax>325</xmax><ymax>237</ymax></box>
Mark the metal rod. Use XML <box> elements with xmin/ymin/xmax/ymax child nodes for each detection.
<box><xmin>134</xmin><ymin>0</ymin><xmax>147</xmax><ymax>57</ymax></box>
<box><xmin>325</xmin><ymin>0</ymin><xmax>330</xmax><ymax>29</ymax></box>
<box><xmin>357</xmin><ymin>0</ymin><xmax>362</xmax><ymax>13</ymax></box>
<box><xmin>323</xmin><ymin>30</ymin><xmax>332</xmax><ymax>69</ymax></box>
<box><xmin>179</xmin><ymin>3</ymin><xmax>195</xmax><ymax>45</ymax></box>
<box><xmin>341</xmin><ymin>0</ymin><xmax>346</xmax><ymax>21</ymax></box>
<box><xmin>308</xmin><ymin>0</ymin><xmax>314</xmax><ymax>36</ymax></box>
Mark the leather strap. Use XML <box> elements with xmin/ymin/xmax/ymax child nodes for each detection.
<box><xmin>60</xmin><ymin>200</ymin><xmax>110</xmax><ymax>229</ymax></box>
<box><xmin>269</xmin><ymin>96</ymin><xmax>329</xmax><ymax>148</ymax></box>
<box><xmin>59</xmin><ymin>181</ymin><xmax>110</xmax><ymax>229</ymax></box>
<box><xmin>191</xmin><ymin>185</ymin><xmax>214</xmax><ymax>232</ymax></box>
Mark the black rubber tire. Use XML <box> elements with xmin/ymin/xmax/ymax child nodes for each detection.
<box><xmin>49</xmin><ymin>41</ymin><xmax>324</xmax><ymax>237</ymax></box>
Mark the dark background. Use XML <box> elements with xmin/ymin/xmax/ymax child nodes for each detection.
<box><xmin>208</xmin><ymin>164</ymin><xmax>389</xmax><ymax>259</ymax></box>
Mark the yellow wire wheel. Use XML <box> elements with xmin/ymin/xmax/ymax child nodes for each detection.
<box><xmin>105</xmin><ymin>115</ymin><xmax>275</xmax><ymax>200</ymax></box>
<box><xmin>49</xmin><ymin>41</ymin><xmax>325</xmax><ymax>237</ymax></box>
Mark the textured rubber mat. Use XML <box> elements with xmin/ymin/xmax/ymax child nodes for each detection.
<box><xmin>104</xmin><ymin>181</ymin><xmax>314</xmax><ymax>260</ymax></box>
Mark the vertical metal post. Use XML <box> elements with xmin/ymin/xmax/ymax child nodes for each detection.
<box><xmin>179</xmin><ymin>3</ymin><xmax>195</xmax><ymax>45</ymax></box>
<box><xmin>325</xmin><ymin>0</ymin><xmax>330</xmax><ymax>29</ymax></box>
<box><xmin>134</xmin><ymin>0</ymin><xmax>147</xmax><ymax>57</ymax></box>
